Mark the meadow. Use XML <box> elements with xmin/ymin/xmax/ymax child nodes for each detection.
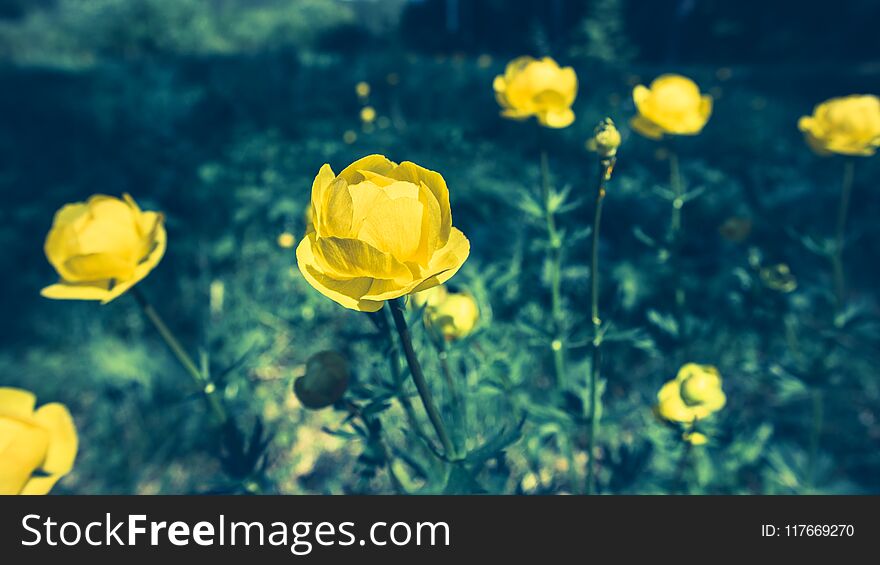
<box><xmin>1</xmin><ymin>0</ymin><xmax>879</xmax><ymax>495</ymax></box>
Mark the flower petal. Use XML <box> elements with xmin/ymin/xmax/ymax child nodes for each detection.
<box><xmin>41</xmin><ymin>281</ymin><xmax>112</xmax><ymax>301</ymax></box>
<box><xmin>32</xmin><ymin>403</ymin><xmax>78</xmax><ymax>476</ymax></box>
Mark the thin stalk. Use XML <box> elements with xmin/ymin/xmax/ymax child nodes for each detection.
<box><xmin>831</xmin><ymin>159</ymin><xmax>855</xmax><ymax>312</ymax></box>
<box><xmin>389</xmin><ymin>299</ymin><xmax>456</xmax><ymax>459</ymax></box>
<box><xmin>541</xmin><ymin>149</ymin><xmax>567</xmax><ymax>389</ymax></box>
<box><xmin>378</xmin><ymin>308</ymin><xmax>429</xmax><ymax>443</ymax></box>
<box><xmin>131</xmin><ymin>287</ymin><xmax>228</xmax><ymax>425</ymax></box>
<box><xmin>668</xmin><ymin>149</ymin><xmax>686</xmax><ymax>312</ymax></box>
<box><xmin>586</xmin><ymin>155</ymin><xmax>614</xmax><ymax>495</ymax></box>
<box><xmin>674</xmin><ymin>434</ymin><xmax>695</xmax><ymax>494</ymax></box>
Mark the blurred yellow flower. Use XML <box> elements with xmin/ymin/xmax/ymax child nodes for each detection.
<box><xmin>425</xmin><ymin>290</ymin><xmax>480</xmax><ymax>341</ymax></box>
<box><xmin>293</xmin><ymin>351</ymin><xmax>350</xmax><ymax>409</ymax></box>
<box><xmin>42</xmin><ymin>194</ymin><xmax>166</xmax><ymax>304</ymax></box>
<box><xmin>587</xmin><ymin>118</ymin><xmax>622</xmax><ymax>158</ymax></box>
<box><xmin>343</xmin><ymin>130</ymin><xmax>358</xmax><ymax>144</ymax></box>
<box><xmin>0</xmin><ymin>388</ymin><xmax>78</xmax><ymax>495</ymax></box>
<box><xmin>683</xmin><ymin>431</ymin><xmax>708</xmax><ymax>446</ymax></box>
<box><xmin>360</xmin><ymin>106</ymin><xmax>377</xmax><ymax>123</ymax></box>
<box><xmin>493</xmin><ymin>56</ymin><xmax>578</xmax><ymax>128</ymax></box>
<box><xmin>656</xmin><ymin>363</ymin><xmax>726</xmax><ymax>424</ymax></box>
<box><xmin>355</xmin><ymin>81</ymin><xmax>370</xmax><ymax>98</ymax></box>
<box><xmin>277</xmin><ymin>232</ymin><xmax>296</xmax><ymax>249</ymax></box>
<box><xmin>296</xmin><ymin>155</ymin><xmax>470</xmax><ymax>312</ymax></box>
<box><xmin>798</xmin><ymin>95</ymin><xmax>880</xmax><ymax>156</ymax></box>
<box><xmin>631</xmin><ymin>74</ymin><xmax>712</xmax><ymax>139</ymax></box>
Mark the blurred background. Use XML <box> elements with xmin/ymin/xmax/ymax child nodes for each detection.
<box><xmin>1</xmin><ymin>0</ymin><xmax>879</xmax><ymax>494</ymax></box>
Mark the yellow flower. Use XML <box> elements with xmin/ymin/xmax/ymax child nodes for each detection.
<box><xmin>42</xmin><ymin>194</ymin><xmax>166</xmax><ymax>304</ymax></box>
<box><xmin>656</xmin><ymin>363</ymin><xmax>726</xmax><ymax>424</ymax></box>
<box><xmin>296</xmin><ymin>155</ymin><xmax>470</xmax><ymax>312</ymax></box>
<box><xmin>587</xmin><ymin>118</ymin><xmax>622</xmax><ymax>157</ymax></box>
<box><xmin>683</xmin><ymin>431</ymin><xmax>708</xmax><ymax>446</ymax></box>
<box><xmin>493</xmin><ymin>56</ymin><xmax>578</xmax><ymax>128</ymax></box>
<box><xmin>425</xmin><ymin>291</ymin><xmax>480</xmax><ymax>341</ymax></box>
<box><xmin>760</xmin><ymin>263</ymin><xmax>797</xmax><ymax>293</ymax></box>
<box><xmin>360</xmin><ymin>106</ymin><xmax>377</xmax><ymax>124</ymax></box>
<box><xmin>293</xmin><ymin>351</ymin><xmax>350</xmax><ymax>409</ymax></box>
<box><xmin>798</xmin><ymin>95</ymin><xmax>880</xmax><ymax>156</ymax></box>
<box><xmin>631</xmin><ymin>74</ymin><xmax>712</xmax><ymax>139</ymax></box>
<box><xmin>277</xmin><ymin>232</ymin><xmax>296</xmax><ymax>249</ymax></box>
<box><xmin>355</xmin><ymin>81</ymin><xmax>370</xmax><ymax>98</ymax></box>
<box><xmin>0</xmin><ymin>388</ymin><xmax>78</xmax><ymax>495</ymax></box>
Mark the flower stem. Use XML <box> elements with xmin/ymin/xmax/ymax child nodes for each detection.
<box><xmin>668</xmin><ymin>149</ymin><xmax>686</xmax><ymax>313</ymax></box>
<box><xmin>831</xmin><ymin>159</ymin><xmax>855</xmax><ymax>312</ymax></box>
<box><xmin>131</xmin><ymin>286</ymin><xmax>228</xmax><ymax>425</ymax></box>
<box><xmin>389</xmin><ymin>298</ymin><xmax>456</xmax><ymax>459</ymax></box>
<box><xmin>586</xmin><ymin>155</ymin><xmax>614</xmax><ymax>495</ymax></box>
<box><xmin>540</xmin><ymin>149</ymin><xmax>567</xmax><ymax>389</ymax></box>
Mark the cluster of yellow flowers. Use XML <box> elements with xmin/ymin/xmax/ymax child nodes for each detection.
<box><xmin>13</xmin><ymin>53</ymin><xmax>880</xmax><ymax>494</ymax></box>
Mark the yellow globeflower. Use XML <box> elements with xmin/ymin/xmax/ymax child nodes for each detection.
<box><xmin>656</xmin><ymin>363</ymin><xmax>726</xmax><ymax>424</ymax></box>
<box><xmin>360</xmin><ymin>106</ymin><xmax>377</xmax><ymax>124</ymax></box>
<box><xmin>798</xmin><ymin>95</ymin><xmax>880</xmax><ymax>156</ymax></box>
<box><xmin>296</xmin><ymin>155</ymin><xmax>470</xmax><ymax>312</ymax></box>
<box><xmin>586</xmin><ymin>118</ymin><xmax>622</xmax><ymax>158</ymax></box>
<box><xmin>425</xmin><ymin>291</ymin><xmax>480</xmax><ymax>341</ymax></box>
<box><xmin>493</xmin><ymin>56</ymin><xmax>578</xmax><ymax>128</ymax></box>
<box><xmin>0</xmin><ymin>388</ymin><xmax>78</xmax><ymax>495</ymax></box>
<box><xmin>631</xmin><ymin>74</ymin><xmax>712</xmax><ymax>139</ymax></box>
<box><xmin>41</xmin><ymin>194</ymin><xmax>166</xmax><ymax>304</ymax></box>
<box><xmin>355</xmin><ymin>81</ymin><xmax>371</xmax><ymax>98</ymax></box>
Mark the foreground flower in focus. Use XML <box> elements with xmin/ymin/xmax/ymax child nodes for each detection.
<box><xmin>296</xmin><ymin>155</ymin><xmax>470</xmax><ymax>312</ymax></box>
<box><xmin>631</xmin><ymin>74</ymin><xmax>712</xmax><ymax>139</ymax></box>
<box><xmin>493</xmin><ymin>56</ymin><xmax>578</xmax><ymax>128</ymax></box>
<box><xmin>0</xmin><ymin>388</ymin><xmax>78</xmax><ymax>495</ymax></box>
<box><xmin>41</xmin><ymin>194</ymin><xmax>166</xmax><ymax>304</ymax></box>
<box><xmin>656</xmin><ymin>363</ymin><xmax>726</xmax><ymax>424</ymax></box>
<box><xmin>798</xmin><ymin>95</ymin><xmax>880</xmax><ymax>156</ymax></box>
<box><xmin>424</xmin><ymin>289</ymin><xmax>480</xmax><ymax>341</ymax></box>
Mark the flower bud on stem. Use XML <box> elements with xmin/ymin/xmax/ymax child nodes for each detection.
<box><xmin>389</xmin><ymin>298</ymin><xmax>456</xmax><ymax>460</ymax></box>
<box><xmin>586</xmin><ymin>150</ymin><xmax>615</xmax><ymax>495</ymax></box>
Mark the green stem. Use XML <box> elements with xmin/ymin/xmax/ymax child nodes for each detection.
<box><xmin>586</xmin><ymin>155</ymin><xmax>614</xmax><ymax>495</ymax></box>
<box><xmin>378</xmin><ymin>308</ymin><xmax>429</xmax><ymax>442</ymax></box>
<box><xmin>541</xmin><ymin>149</ymin><xmax>567</xmax><ymax>389</ymax></box>
<box><xmin>668</xmin><ymin>149</ymin><xmax>686</xmax><ymax>314</ymax></box>
<box><xmin>389</xmin><ymin>299</ymin><xmax>456</xmax><ymax>459</ymax></box>
<box><xmin>131</xmin><ymin>287</ymin><xmax>228</xmax><ymax>425</ymax></box>
<box><xmin>674</xmin><ymin>434</ymin><xmax>694</xmax><ymax>494</ymax></box>
<box><xmin>808</xmin><ymin>388</ymin><xmax>824</xmax><ymax>489</ymax></box>
<box><xmin>831</xmin><ymin>159</ymin><xmax>855</xmax><ymax>312</ymax></box>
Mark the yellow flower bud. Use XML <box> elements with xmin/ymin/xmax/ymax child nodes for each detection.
<box><xmin>41</xmin><ymin>194</ymin><xmax>166</xmax><ymax>304</ymax></box>
<box><xmin>798</xmin><ymin>95</ymin><xmax>880</xmax><ymax>156</ymax></box>
<box><xmin>293</xmin><ymin>351</ymin><xmax>351</xmax><ymax>410</ymax></box>
<box><xmin>277</xmin><ymin>232</ymin><xmax>296</xmax><ymax>249</ymax></box>
<box><xmin>296</xmin><ymin>155</ymin><xmax>470</xmax><ymax>312</ymax></box>
<box><xmin>631</xmin><ymin>74</ymin><xmax>712</xmax><ymax>139</ymax></box>
<box><xmin>355</xmin><ymin>81</ymin><xmax>370</xmax><ymax>98</ymax></box>
<box><xmin>360</xmin><ymin>106</ymin><xmax>376</xmax><ymax>124</ymax></box>
<box><xmin>425</xmin><ymin>291</ymin><xmax>479</xmax><ymax>341</ymax></box>
<box><xmin>493</xmin><ymin>56</ymin><xmax>578</xmax><ymax>128</ymax></box>
<box><xmin>0</xmin><ymin>388</ymin><xmax>78</xmax><ymax>494</ymax></box>
<box><xmin>587</xmin><ymin>118</ymin><xmax>621</xmax><ymax>158</ymax></box>
<box><xmin>655</xmin><ymin>363</ymin><xmax>726</xmax><ymax>424</ymax></box>
<box><xmin>683</xmin><ymin>431</ymin><xmax>708</xmax><ymax>446</ymax></box>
